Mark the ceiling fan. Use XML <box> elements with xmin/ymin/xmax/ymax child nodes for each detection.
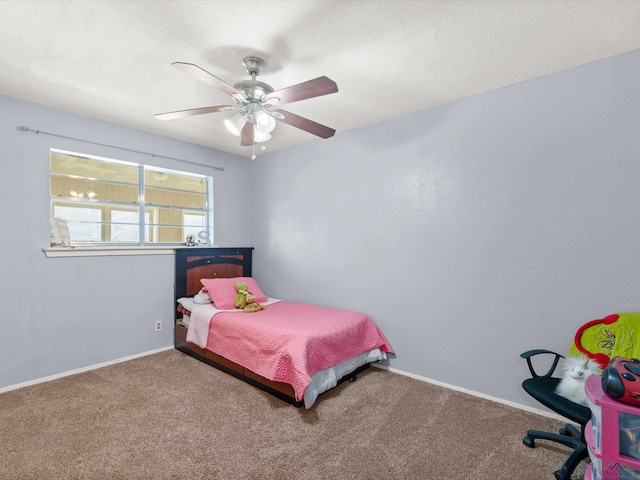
<box><xmin>155</xmin><ymin>56</ymin><xmax>338</xmax><ymax>149</ymax></box>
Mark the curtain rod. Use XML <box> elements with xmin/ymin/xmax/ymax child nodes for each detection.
<box><xmin>15</xmin><ymin>126</ymin><xmax>225</xmax><ymax>172</ymax></box>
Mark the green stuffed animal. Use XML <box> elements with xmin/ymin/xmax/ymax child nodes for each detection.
<box><xmin>235</xmin><ymin>281</ymin><xmax>264</xmax><ymax>313</ymax></box>
<box><xmin>235</xmin><ymin>282</ymin><xmax>249</xmax><ymax>309</ymax></box>
<box><xmin>243</xmin><ymin>299</ymin><xmax>264</xmax><ymax>313</ymax></box>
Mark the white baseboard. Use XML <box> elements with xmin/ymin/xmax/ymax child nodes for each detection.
<box><xmin>371</xmin><ymin>363</ymin><xmax>568</xmax><ymax>423</ymax></box>
<box><xmin>0</xmin><ymin>346</ymin><xmax>173</xmax><ymax>394</ymax></box>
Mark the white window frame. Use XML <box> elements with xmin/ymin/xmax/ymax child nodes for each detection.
<box><xmin>46</xmin><ymin>149</ymin><xmax>213</xmax><ymax>256</ymax></box>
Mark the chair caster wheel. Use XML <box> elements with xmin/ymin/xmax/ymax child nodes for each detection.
<box><xmin>523</xmin><ymin>436</ymin><xmax>535</xmax><ymax>448</ymax></box>
<box><xmin>554</xmin><ymin>469</ymin><xmax>568</xmax><ymax>480</ymax></box>
<box><xmin>559</xmin><ymin>427</ymin><xmax>570</xmax><ymax>436</ymax></box>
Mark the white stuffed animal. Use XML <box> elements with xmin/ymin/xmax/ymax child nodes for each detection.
<box><xmin>555</xmin><ymin>355</ymin><xmax>602</xmax><ymax>406</ymax></box>
<box><xmin>193</xmin><ymin>287</ymin><xmax>212</xmax><ymax>305</ymax></box>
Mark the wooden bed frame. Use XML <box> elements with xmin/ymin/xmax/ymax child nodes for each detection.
<box><xmin>174</xmin><ymin>247</ymin><xmax>368</xmax><ymax>407</ymax></box>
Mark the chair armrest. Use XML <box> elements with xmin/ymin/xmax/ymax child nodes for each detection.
<box><xmin>521</xmin><ymin>349</ymin><xmax>565</xmax><ymax>378</ymax></box>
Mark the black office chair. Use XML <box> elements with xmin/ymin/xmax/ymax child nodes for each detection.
<box><xmin>521</xmin><ymin>349</ymin><xmax>592</xmax><ymax>480</ymax></box>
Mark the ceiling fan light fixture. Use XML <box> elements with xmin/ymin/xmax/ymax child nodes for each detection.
<box><xmin>255</xmin><ymin>110</ymin><xmax>276</xmax><ymax>133</ymax></box>
<box><xmin>253</xmin><ymin>129</ymin><xmax>272</xmax><ymax>143</ymax></box>
<box><xmin>224</xmin><ymin>113</ymin><xmax>245</xmax><ymax>136</ymax></box>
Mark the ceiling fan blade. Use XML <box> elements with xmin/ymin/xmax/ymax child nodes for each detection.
<box><xmin>155</xmin><ymin>105</ymin><xmax>235</xmax><ymax>121</ymax></box>
<box><xmin>264</xmin><ymin>76</ymin><xmax>338</xmax><ymax>106</ymax></box>
<box><xmin>276</xmin><ymin>110</ymin><xmax>336</xmax><ymax>139</ymax></box>
<box><xmin>172</xmin><ymin>62</ymin><xmax>240</xmax><ymax>97</ymax></box>
<box><xmin>240</xmin><ymin>122</ymin><xmax>254</xmax><ymax>146</ymax></box>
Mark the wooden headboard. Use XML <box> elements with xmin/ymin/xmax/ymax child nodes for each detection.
<box><xmin>175</xmin><ymin>247</ymin><xmax>254</xmax><ymax>319</ymax></box>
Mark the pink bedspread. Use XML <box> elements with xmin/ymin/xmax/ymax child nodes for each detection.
<box><xmin>204</xmin><ymin>301</ymin><xmax>393</xmax><ymax>401</ymax></box>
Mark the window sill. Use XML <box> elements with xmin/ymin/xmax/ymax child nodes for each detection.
<box><xmin>42</xmin><ymin>246</ymin><xmax>177</xmax><ymax>258</ymax></box>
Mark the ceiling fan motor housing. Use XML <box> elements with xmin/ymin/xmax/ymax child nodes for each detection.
<box><xmin>233</xmin><ymin>80</ymin><xmax>274</xmax><ymax>100</ymax></box>
<box><xmin>232</xmin><ymin>80</ymin><xmax>275</xmax><ymax>123</ymax></box>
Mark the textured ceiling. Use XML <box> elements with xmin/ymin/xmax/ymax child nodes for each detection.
<box><xmin>2</xmin><ymin>0</ymin><xmax>640</xmax><ymax>159</ymax></box>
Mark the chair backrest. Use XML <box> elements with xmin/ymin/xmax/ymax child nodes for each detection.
<box><xmin>569</xmin><ymin>313</ymin><xmax>640</xmax><ymax>368</ymax></box>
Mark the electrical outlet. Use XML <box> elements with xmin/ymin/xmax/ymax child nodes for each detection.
<box><xmin>154</xmin><ymin>321</ymin><xmax>162</xmax><ymax>332</ymax></box>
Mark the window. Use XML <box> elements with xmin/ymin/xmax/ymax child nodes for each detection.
<box><xmin>184</xmin><ymin>212</ymin><xmax>206</xmax><ymax>240</ymax></box>
<box><xmin>50</xmin><ymin>150</ymin><xmax>213</xmax><ymax>246</ymax></box>
<box><xmin>110</xmin><ymin>209</ymin><xmax>151</xmax><ymax>242</ymax></box>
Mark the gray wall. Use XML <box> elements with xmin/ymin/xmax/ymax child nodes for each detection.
<box><xmin>250</xmin><ymin>48</ymin><xmax>640</xmax><ymax>410</ymax></box>
<box><xmin>0</xmin><ymin>95</ymin><xmax>251</xmax><ymax>388</ymax></box>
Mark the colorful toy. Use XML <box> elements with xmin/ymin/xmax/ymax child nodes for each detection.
<box><xmin>569</xmin><ymin>312</ymin><xmax>640</xmax><ymax>368</ymax></box>
<box><xmin>601</xmin><ymin>356</ymin><xmax>640</xmax><ymax>406</ymax></box>
<box><xmin>555</xmin><ymin>354</ymin><xmax>602</xmax><ymax>405</ymax></box>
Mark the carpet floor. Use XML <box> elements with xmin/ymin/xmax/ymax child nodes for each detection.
<box><xmin>0</xmin><ymin>349</ymin><xmax>587</xmax><ymax>479</ymax></box>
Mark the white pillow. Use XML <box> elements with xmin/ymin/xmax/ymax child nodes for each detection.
<box><xmin>177</xmin><ymin>297</ymin><xmax>198</xmax><ymax>312</ymax></box>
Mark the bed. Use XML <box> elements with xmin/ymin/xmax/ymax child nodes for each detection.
<box><xmin>174</xmin><ymin>247</ymin><xmax>392</xmax><ymax>407</ymax></box>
